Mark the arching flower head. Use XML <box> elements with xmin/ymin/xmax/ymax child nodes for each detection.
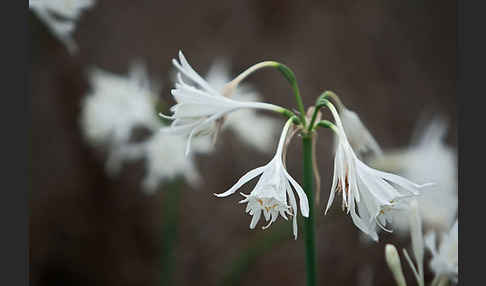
<box><xmin>215</xmin><ymin>119</ymin><xmax>309</xmax><ymax>239</ymax></box>
<box><xmin>324</xmin><ymin>101</ymin><xmax>433</xmax><ymax>241</ymax></box>
<box><xmin>160</xmin><ymin>51</ymin><xmax>284</xmax><ymax>155</ymax></box>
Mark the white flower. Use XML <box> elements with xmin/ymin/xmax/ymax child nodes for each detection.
<box><xmin>425</xmin><ymin>219</ymin><xmax>458</xmax><ymax>283</ymax></box>
<box><xmin>339</xmin><ymin>107</ymin><xmax>382</xmax><ymax>157</ymax></box>
<box><xmin>369</xmin><ymin>117</ymin><xmax>457</xmax><ymax>233</ymax></box>
<box><xmin>29</xmin><ymin>0</ymin><xmax>95</xmax><ymax>53</ymax></box>
<box><xmin>80</xmin><ymin>63</ymin><xmax>161</xmax><ymax>147</ymax></box>
<box><xmin>161</xmin><ymin>51</ymin><xmax>283</xmax><ymax>155</ymax></box>
<box><xmin>324</xmin><ymin>102</ymin><xmax>432</xmax><ymax>241</ymax></box>
<box><xmin>105</xmin><ymin>131</ymin><xmax>205</xmax><ymax>194</ymax></box>
<box><xmin>215</xmin><ymin>119</ymin><xmax>309</xmax><ymax>239</ymax></box>
<box><xmin>204</xmin><ymin>59</ymin><xmax>280</xmax><ymax>153</ymax></box>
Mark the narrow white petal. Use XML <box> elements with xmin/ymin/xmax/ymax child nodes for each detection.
<box><xmin>250</xmin><ymin>210</ymin><xmax>262</xmax><ymax>229</ymax></box>
<box><xmin>214</xmin><ymin>166</ymin><xmax>267</xmax><ymax>197</ymax></box>
<box><xmin>325</xmin><ymin>156</ymin><xmax>339</xmax><ymax>214</ymax></box>
<box><xmin>283</xmin><ymin>168</ymin><xmax>309</xmax><ymax>217</ymax></box>
<box><xmin>286</xmin><ymin>185</ymin><xmax>299</xmax><ymax>240</ymax></box>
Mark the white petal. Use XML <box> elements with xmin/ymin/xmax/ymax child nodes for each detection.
<box><xmin>249</xmin><ymin>209</ymin><xmax>262</xmax><ymax>229</ymax></box>
<box><xmin>325</xmin><ymin>155</ymin><xmax>340</xmax><ymax>214</ymax></box>
<box><xmin>283</xmin><ymin>168</ymin><xmax>309</xmax><ymax>217</ymax></box>
<box><xmin>174</xmin><ymin>51</ymin><xmax>218</xmax><ymax>95</ymax></box>
<box><xmin>215</xmin><ymin>166</ymin><xmax>267</xmax><ymax>197</ymax></box>
<box><xmin>286</xmin><ymin>184</ymin><xmax>299</xmax><ymax>240</ymax></box>
<box><xmin>424</xmin><ymin>232</ymin><xmax>438</xmax><ymax>256</ymax></box>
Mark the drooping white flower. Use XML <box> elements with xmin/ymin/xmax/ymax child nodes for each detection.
<box><xmin>339</xmin><ymin>107</ymin><xmax>382</xmax><ymax>157</ymax></box>
<box><xmin>29</xmin><ymin>0</ymin><xmax>95</xmax><ymax>53</ymax></box>
<box><xmin>324</xmin><ymin>102</ymin><xmax>432</xmax><ymax>241</ymax></box>
<box><xmin>425</xmin><ymin>219</ymin><xmax>458</xmax><ymax>283</ymax></box>
<box><xmin>80</xmin><ymin>63</ymin><xmax>161</xmax><ymax>147</ymax></box>
<box><xmin>161</xmin><ymin>51</ymin><xmax>284</xmax><ymax>155</ymax></box>
<box><xmin>368</xmin><ymin>117</ymin><xmax>457</xmax><ymax>233</ymax></box>
<box><xmin>215</xmin><ymin>119</ymin><xmax>309</xmax><ymax>239</ymax></box>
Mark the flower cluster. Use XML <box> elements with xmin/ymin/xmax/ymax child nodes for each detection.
<box><xmin>32</xmin><ymin>0</ymin><xmax>458</xmax><ymax>283</ymax></box>
<box><xmin>157</xmin><ymin>52</ymin><xmax>436</xmax><ymax>241</ymax></box>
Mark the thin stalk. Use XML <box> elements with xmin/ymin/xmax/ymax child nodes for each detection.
<box><xmin>226</xmin><ymin>61</ymin><xmax>306</xmax><ymax>124</ymax></box>
<box><xmin>159</xmin><ymin>178</ymin><xmax>183</xmax><ymax>286</ymax></box>
<box><xmin>302</xmin><ymin>135</ymin><xmax>316</xmax><ymax>286</ymax></box>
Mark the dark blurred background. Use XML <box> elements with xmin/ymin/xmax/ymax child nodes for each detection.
<box><xmin>29</xmin><ymin>0</ymin><xmax>456</xmax><ymax>285</ymax></box>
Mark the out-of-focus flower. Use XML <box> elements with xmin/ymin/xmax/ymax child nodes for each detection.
<box><xmin>161</xmin><ymin>51</ymin><xmax>284</xmax><ymax>155</ymax></box>
<box><xmin>339</xmin><ymin>107</ymin><xmax>382</xmax><ymax>157</ymax></box>
<box><xmin>80</xmin><ymin>63</ymin><xmax>161</xmax><ymax>147</ymax></box>
<box><xmin>368</xmin><ymin>117</ymin><xmax>457</xmax><ymax>233</ymax></box>
<box><xmin>325</xmin><ymin>92</ymin><xmax>382</xmax><ymax>158</ymax></box>
<box><xmin>29</xmin><ymin>0</ymin><xmax>95</xmax><ymax>53</ymax></box>
<box><xmin>80</xmin><ymin>63</ymin><xmax>211</xmax><ymax>193</ymax></box>
<box><xmin>324</xmin><ymin>102</ymin><xmax>432</xmax><ymax>241</ymax></box>
<box><xmin>105</xmin><ymin>132</ymin><xmax>206</xmax><ymax>194</ymax></box>
<box><xmin>425</xmin><ymin>219</ymin><xmax>458</xmax><ymax>283</ymax></box>
<box><xmin>204</xmin><ymin>59</ymin><xmax>280</xmax><ymax>153</ymax></box>
<box><xmin>215</xmin><ymin>119</ymin><xmax>309</xmax><ymax>239</ymax></box>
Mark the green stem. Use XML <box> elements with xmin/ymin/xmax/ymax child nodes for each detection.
<box><xmin>275</xmin><ymin>64</ymin><xmax>307</xmax><ymax>126</ymax></box>
<box><xmin>302</xmin><ymin>135</ymin><xmax>316</xmax><ymax>286</ymax></box>
<box><xmin>160</xmin><ymin>178</ymin><xmax>183</xmax><ymax>286</ymax></box>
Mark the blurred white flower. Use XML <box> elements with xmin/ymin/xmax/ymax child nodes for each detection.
<box><xmin>324</xmin><ymin>102</ymin><xmax>432</xmax><ymax>241</ymax></box>
<box><xmin>161</xmin><ymin>51</ymin><xmax>284</xmax><ymax>155</ymax></box>
<box><xmin>339</xmin><ymin>107</ymin><xmax>382</xmax><ymax>157</ymax></box>
<box><xmin>80</xmin><ymin>63</ymin><xmax>161</xmax><ymax>147</ymax></box>
<box><xmin>325</xmin><ymin>92</ymin><xmax>382</xmax><ymax>158</ymax></box>
<box><xmin>29</xmin><ymin>0</ymin><xmax>95</xmax><ymax>53</ymax></box>
<box><xmin>425</xmin><ymin>219</ymin><xmax>458</xmax><ymax>283</ymax></box>
<box><xmin>368</xmin><ymin>117</ymin><xmax>457</xmax><ymax>233</ymax></box>
<box><xmin>80</xmin><ymin>63</ymin><xmax>215</xmax><ymax>193</ymax></box>
<box><xmin>215</xmin><ymin>119</ymin><xmax>309</xmax><ymax>239</ymax></box>
<box><xmin>106</xmin><ymin>132</ymin><xmax>205</xmax><ymax>194</ymax></box>
<box><xmin>204</xmin><ymin>59</ymin><xmax>280</xmax><ymax>153</ymax></box>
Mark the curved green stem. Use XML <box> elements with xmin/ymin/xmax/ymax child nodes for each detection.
<box><xmin>302</xmin><ymin>135</ymin><xmax>316</xmax><ymax>286</ymax></box>
<box><xmin>315</xmin><ymin>120</ymin><xmax>337</xmax><ymax>132</ymax></box>
<box><xmin>228</xmin><ymin>61</ymin><xmax>306</xmax><ymax>126</ymax></box>
<box><xmin>275</xmin><ymin>64</ymin><xmax>307</xmax><ymax>126</ymax></box>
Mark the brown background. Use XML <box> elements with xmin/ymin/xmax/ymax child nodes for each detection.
<box><xmin>29</xmin><ymin>0</ymin><xmax>456</xmax><ymax>285</ymax></box>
